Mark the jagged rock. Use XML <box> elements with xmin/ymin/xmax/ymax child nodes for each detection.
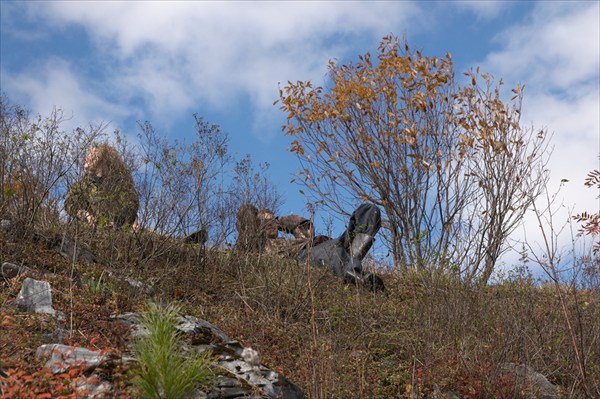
<box><xmin>57</xmin><ymin>234</ymin><xmax>95</xmax><ymax>265</ymax></box>
<box><xmin>1</xmin><ymin>262</ymin><xmax>30</xmax><ymax>280</ymax></box>
<box><xmin>15</xmin><ymin>277</ymin><xmax>56</xmax><ymax>315</ymax></box>
<box><xmin>35</xmin><ymin>344</ymin><xmax>112</xmax><ymax>398</ymax></box>
<box><xmin>36</xmin><ymin>344</ymin><xmax>107</xmax><ymax>374</ymax></box>
<box><xmin>178</xmin><ymin>314</ymin><xmax>232</xmax><ymax>343</ymax></box>
<box><xmin>111</xmin><ymin>312</ymin><xmax>141</xmax><ymax>329</ymax></box>
<box><xmin>500</xmin><ymin>363</ymin><xmax>559</xmax><ymax>399</ymax></box>
<box><xmin>114</xmin><ymin>312</ymin><xmax>306</xmax><ymax>399</ymax></box>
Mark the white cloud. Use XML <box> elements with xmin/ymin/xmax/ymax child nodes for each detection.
<box><xmin>483</xmin><ymin>1</ymin><xmax>600</xmax><ymax>193</ymax></box>
<box><xmin>1</xmin><ymin>60</ymin><xmax>130</xmax><ymax>131</ymax></box>
<box><xmin>484</xmin><ymin>2</ymin><xmax>599</xmax><ymax>90</ymax></box>
<box><xmin>17</xmin><ymin>1</ymin><xmax>422</xmax><ymax>134</ymax></box>
<box><xmin>479</xmin><ymin>2</ymin><xmax>600</xmax><ymax>273</ymax></box>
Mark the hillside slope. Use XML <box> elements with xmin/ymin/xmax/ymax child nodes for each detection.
<box><xmin>1</xmin><ymin>222</ymin><xmax>599</xmax><ymax>398</ymax></box>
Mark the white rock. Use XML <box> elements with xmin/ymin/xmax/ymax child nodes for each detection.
<box><xmin>16</xmin><ymin>278</ymin><xmax>55</xmax><ymax>315</ymax></box>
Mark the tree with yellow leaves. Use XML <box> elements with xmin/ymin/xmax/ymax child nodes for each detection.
<box><xmin>279</xmin><ymin>36</ymin><xmax>550</xmax><ymax>283</ymax></box>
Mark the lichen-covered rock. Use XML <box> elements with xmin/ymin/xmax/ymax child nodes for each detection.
<box><xmin>35</xmin><ymin>344</ymin><xmax>112</xmax><ymax>398</ymax></box>
<box><xmin>114</xmin><ymin>312</ymin><xmax>306</xmax><ymax>399</ymax></box>
<box><xmin>16</xmin><ymin>278</ymin><xmax>55</xmax><ymax>315</ymax></box>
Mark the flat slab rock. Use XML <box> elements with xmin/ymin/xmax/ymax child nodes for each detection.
<box><xmin>36</xmin><ymin>344</ymin><xmax>107</xmax><ymax>374</ymax></box>
<box><xmin>36</xmin><ymin>344</ymin><xmax>112</xmax><ymax>398</ymax></box>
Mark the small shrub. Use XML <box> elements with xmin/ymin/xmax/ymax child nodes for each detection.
<box><xmin>131</xmin><ymin>302</ymin><xmax>214</xmax><ymax>399</ymax></box>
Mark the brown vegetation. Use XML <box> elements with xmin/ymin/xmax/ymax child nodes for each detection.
<box><xmin>1</xmin><ymin>34</ymin><xmax>598</xmax><ymax>395</ymax></box>
<box><xmin>1</xmin><ymin>223</ymin><xmax>598</xmax><ymax>398</ymax></box>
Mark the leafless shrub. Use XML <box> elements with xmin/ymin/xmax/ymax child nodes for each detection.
<box><xmin>135</xmin><ymin>115</ymin><xmax>230</xmax><ymax>245</ymax></box>
<box><xmin>524</xmin><ymin>181</ymin><xmax>599</xmax><ymax>398</ymax></box>
<box><xmin>0</xmin><ymin>95</ymin><xmax>102</xmax><ymax>234</ymax></box>
<box><xmin>230</xmin><ymin>155</ymin><xmax>283</xmax><ymax>217</ymax></box>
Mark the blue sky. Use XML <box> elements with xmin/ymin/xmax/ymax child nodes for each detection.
<box><xmin>1</xmin><ymin>1</ymin><xmax>599</xmax><ymax>270</ymax></box>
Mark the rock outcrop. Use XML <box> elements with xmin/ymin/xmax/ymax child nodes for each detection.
<box><xmin>8</xmin><ymin>277</ymin><xmax>306</xmax><ymax>399</ymax></box>
<box><xmin>115</xmin><ymin>312</ymin><xmax>306</xmax><ymax>399</ymax></box>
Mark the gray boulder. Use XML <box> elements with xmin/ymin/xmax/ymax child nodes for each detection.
<box><xmin>1</xmin><ymin>261</ymin><xmax>30</xmax><ymax>280</ymax></box>
<box><xmin>36</xmin><ymin>344</ymin><xmax>107</xmax><ymax>374</ymax></box>
<box><xmin>36</xmin><ymin>344</ymin><xmax>112</xmax><ymax>398</ymax></box>
<box><xmin>500</xmin><ymin>363</ymin><xmax>559</xmax><ymax>399</ymax></box>
<box><xmin>15</xmin><ymin>277</ymin><xmax>56</xmax><ymax>315</ymax></box>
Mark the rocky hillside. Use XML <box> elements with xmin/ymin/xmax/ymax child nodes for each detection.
<box><xmin>1</xmin><ymin>219</ymin><xmax>599</xmax><ymax>398</ymax></box>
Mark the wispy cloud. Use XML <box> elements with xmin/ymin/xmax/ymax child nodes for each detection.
<box><xmin>453</xmin><ymin>0</ymin><xmax>510</xmax><ymax>20</ymax></box>
<box><xmin>12</xmin><ymin>1</ymin><xmax>422</xmax><ymax>138</ymax></box>
<box><xmin>479</xmin><ymin>2</ymin><xmax>600</xmax><ymax>267</ymax></box>
<box><xmin>484</xmin><ymin>2</ymin><xmax>599</xmax><ymax>90</ymax></box>
<box><xmin>1</xmin><ymin>59</ymin><xmax>129</xmax><ymax>131</ymax></box>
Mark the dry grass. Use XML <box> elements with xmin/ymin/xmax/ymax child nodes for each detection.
<box><xmin>2</xmin><ymin>223</ymin><xmax>598</xmax><ymax>398</ymax></box>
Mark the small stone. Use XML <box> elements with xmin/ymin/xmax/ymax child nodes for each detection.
<box><xmin>500</xmin><ymin>363</ymin><xmax>559</xmax><ymax>399</ymax></box>
<box><xmin>0</xmin><ymin>219</ymin><xmax>11</xmax><ymax>230</ymax></box>
<box><xmin>42</xmin><ymin>327</ymin><xmax>69</xmax><ymax>344</ymax></box>
<box><xmin>207</xmin><ymin>391</ymin><xmax>220</xmax><ymax>399</ymax></box>
<box><xmin>220</xmin><ymin>386</ymin><xmax>250</xmax><ymax>398</ymax></box>
<box><xmin>57</xmin><ymin>235</ymin><xmax>95</xmax><ymax>265</ymax></box>
<box><xmin>242</xmin><ymin>347</ymin><xmax>260</xmax><ymax>368</ymax></box>
<box><xmin>126</xmin><ymin>278</ymin><xmax>155</xmax><ymax>295</ymax></box>
<box><xmin>189</xmin><ymin>389</ymin><xmax>209</xmax><ymax>399</ymax></box>
<box><xmin>216</xmin><ymin>376</ymin><xmax>242</xmax><ymax>388</ymax></box>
